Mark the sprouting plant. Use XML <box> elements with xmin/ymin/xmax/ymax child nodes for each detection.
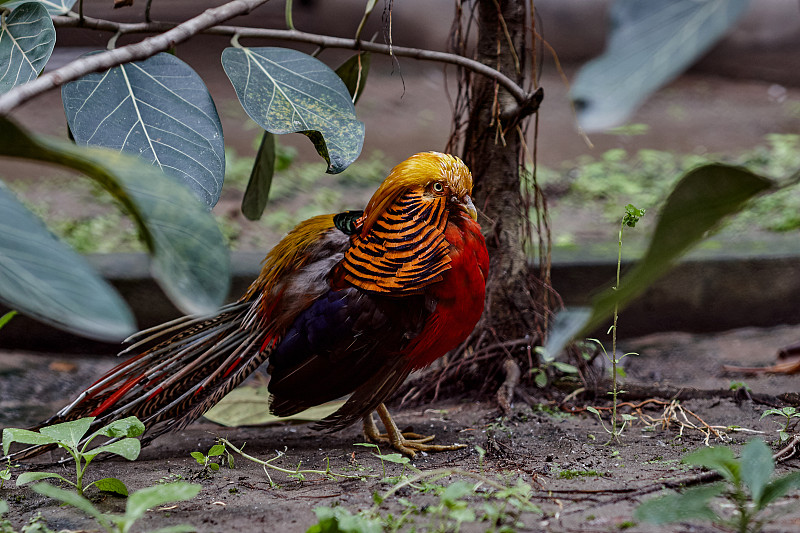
<box><xmin>218</xmin><ymin>438</ymin><xmax>368</xmax><ymax>487</ymax></box>
<box><xmin>635</xmin><ymin>439</ymin><xmax>800</xmax><ymax>533</ymax></box>
<box><xmin>190</xmin><ymin>442</ymin><xmax>234</xmax><ymax>477</ymax></box>
<box><xmin>31</xmin><ymin>481</ymin><xmax>200</xmax><ymax>533</ymax></box>
<box><xmin>730</xmin><ymin>381</ymin><xmax>752</xmax><ymax>393</ymax></box>
<box><xmin>0</xmin><ymin>501</ymin><xmax>54</xmax><ymax>533</ymax></box>
<box><xmin>0</xmin><ymin>458</ymin><xmax>19</xmax><ymax>490</ymax></box>
<box><xmin>760</xmin><ymin>407</ymin><xmax>800</xmax><ymax>443</ymax></box>
<box><xmin>308</xmin><ymin>468</ymin><xmax>541</xmax><ymax>532</ymax></box>
<box><xmin>2</xmin><ymin>417</ymin><xmax>144</xmax><ymax>497</ymax></box>
<box><xmin>353</xmin><ymin>442</ymin><xmax>417</xmax><ymax>480</ymax></box>
<box><xmin>587</xmin><ymin>204</ymin><xmax>645</xmax><ymax>443</ymax></box>
<box><xmin>531</xmin><ymin>346</ymin><xmax>579</xmax><ymax>388</ymax></box>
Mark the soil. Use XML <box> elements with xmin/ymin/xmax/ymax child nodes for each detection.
<box><xmin>2</xmin><ymin>323</ymin><xmax>800</xmax><ymax>532</ymax></box>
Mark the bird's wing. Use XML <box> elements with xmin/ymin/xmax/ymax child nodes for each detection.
<box><xmin>267</xmin><ymin>286</ymin><xmax>434</xmax><ymax>431</ymax></box>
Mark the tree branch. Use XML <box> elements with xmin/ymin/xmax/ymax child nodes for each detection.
<box><xmin>3</xmin><ymin>10</ymin><xmax>541</xmax><ymax>118</ymax></box>
<box><xmin>0</xmin><ymin>0</ymin><xmax>271</xmax><ymax>115</ymax></box>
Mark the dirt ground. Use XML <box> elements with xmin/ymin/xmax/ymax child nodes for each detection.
<box><xmin>1</xmin><ymin>323</ymin><xmax>800</xmax><ymax>532</ymax></box>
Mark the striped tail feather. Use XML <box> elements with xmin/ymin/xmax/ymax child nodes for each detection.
<box><xmin>7</xmin><ymin>301</ymin><xmax>273</xmax><ymax>460</ymax></box>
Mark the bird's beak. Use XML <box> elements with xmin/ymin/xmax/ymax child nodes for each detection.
<box><xmin>460</xmin><ymin>195</ymin><xmax>478</xmax><ymax>222</ymax></box>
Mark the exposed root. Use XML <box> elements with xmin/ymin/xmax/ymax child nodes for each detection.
<box><xmin>398</xmin><ymin>329</ymin><xmax>539</xmax><ymax>407</ymax></box>
<box><xmin>496</xmin><ymin>358</ymin><xmax>521</xmax><ymax>416</ymax></box>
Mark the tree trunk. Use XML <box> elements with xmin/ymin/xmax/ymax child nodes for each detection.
<box><xmin>462</xmin><ymin>0</ymin><xmax>540</xmax><ymax>342</ymax></box>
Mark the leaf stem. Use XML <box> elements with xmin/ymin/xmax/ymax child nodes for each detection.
<box><xmin>220</xmin><ymin>439</ymin><xmax>368</xmax><ymax>480</ymax></box>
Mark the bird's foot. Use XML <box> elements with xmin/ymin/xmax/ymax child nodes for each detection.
<box><xmin>362</xmin><ymin>404</ymin><xmax>466</xmax><ymax>458</ymax></box>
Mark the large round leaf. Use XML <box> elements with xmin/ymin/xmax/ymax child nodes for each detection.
<box><xmin>0</xmin><ymin>117</ymin><xmax>230</xmax><ymax>317</ymax></box>
<box><xmin>0</xmin><ymin>183</ymin><xmax>135</xmax><ymax>341</ymax></box>
<box><xmin>0</xmin><ymin>2</ymin><xmax>55</xmax><ymax>94</ymax></box>
<box><xmin>221</xmin><ymin>47</ymin><xmax>364</xmax><ymax>174</ymax></box>
<box><xmin>571</xmin><ymin>0</ymin><xmax>751</xmax><ymax>132</ymax></box>
<box><xmin>62</xmin><ymin>52</ymin><xmax>225</xmax><ymax>208</ymax></box>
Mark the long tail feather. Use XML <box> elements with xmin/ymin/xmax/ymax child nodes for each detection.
<box><xmin>7</xmin><ymin>301</ymin><xmax>273</xmax><ymax>460</ymax></box>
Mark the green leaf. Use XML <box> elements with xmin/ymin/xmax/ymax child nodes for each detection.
<box><xmin>38</xmin><ymin>417</ymin><xmax>94</xmax><ymax>448</ymax></box>
<box><xmin>0</xmin><ymin>309</ymin><xmax>16</xmax><ymax>329</ymax></box>
<box><xmin>449</xmin><ymin>507</ymin><xmax>476</xmax><ymax>523</ymax></box>
<box><xmin>682</xmin><ymin>446</ymin><xmax>739</xmax><ymax>484</ymax></box>
<box><xmin>96</xmin><ymin>416</ymin><xmax>146</xmax><ymax>439</ymax></box>
<box><xmin>125</xmin><ymin>482</ymin><xmax>202</xmax><ymax>524</ymax></box>
<box><xmin>441</xmin><ymin>481</ymin><xmax>474</xmax><ymax>506</ymax></box>
<box><xmin>0</xmin><ymin>117</ymin><xmax>230</xmax><ymax>316</ymax></box>
<box><xmin>0</xmin><ymin>184</ymin><xmax>136</xmax><ymax>341</ymax></box>
<box><xmin>190</xmin><ymin>452</ymin><xmax>205</xmax><ymax>464</ymax></box>
<box><xmin>572</xmin><ymin>0</ymin><xmax>751</xmax><ymax>131</ymax></box>
<box><xmin>371</xmin><ymin>453</ymin><xmax>409</xmax><ymax>465</ymax></box>
<box><xmin>634</xmin><ymin>483</ymin><xmax>726</xmax><ymax>524</ymax></box>
<box><xmin>93</xmin><ymin>477</ymin><xmax>129</xmax><ymax>496</ymax></box>
<box><xmin>32</xmin><ymin>482</ymin><xmax>107</xmax><ymax>524</ymax></box>
<box><xmin>147</xmin><ymin>526</ymin><xmax>197</xmax><ymax>533</ymax></box>
<box><xmin>0</xmin><ymin>3</ymin><xmax>55</xmax><ymax>94</ymax></box>
<box><xmin>335</xmin><ymin>52</ymin><xmax>371</xmax><ymax>105</ymax></box>
<box><xmin>758</xmin><ymin>471</ymin><xmax>800</xmax><ymax>510</ymax></box>
<box><xmin>208</xmin><ymin>463</ymin><xmax>220</xmax><ymax>471</ymax></box>
<box><xmin>551</xmin><ymin>361</ymin><xmax>579</xmax><ymax>374</ymax></box>
<box><xmin>203</xmin><ymin>386</ymin><xmax>344</xmax><ymax>426</ymax></box>
<box><xmin>16</xmin><ymin>471</ymin><xmax>66</xmax><ymax>486</ymax></box>
<box><xmin>85</xmin><ymin>438</ymin><xmax>141</xmax><ymax>461</ymax></box>
<box><xmin>62</xmin><ymin>52</ymin><xmax>225</xmax><ymax>208</ymax></box>
<box><xmin>4</xmin><ymin>0</ymin><xmax>77</xmax><ymax>16</ymax></box>
<box><xmin>241</xmin><ymin>131</ymin><xmax>275</xmax><ymax>220</ymax></box>
<box><xmin>546</xmin><ymin>164</ymin><xmax>772</xmax><ymax>355</ymax></box>
<box><xmin>2</xmin><ymin>427</ymin><xmax>58</xmax><ymax>455</ymax></box>
<box><xmin>309</xmin><ymin>506</ymin><xmax>381</xmax><ymax>533</ymax></box>
<box><xmin>0</xmin><ymin>500</ymin><xmax>7</xmax><ymax>515</ymax></box>
<box><xmin>207</xmin><ymin>444</ymin><xmax>225</xmax><ymax>457</ymax></box>
<box><xmin>221</xmin><ymin>47</ymin><xmax>364</xmax><ymax>173</ymax></box>
<box><xmin>740</xmin><ymin>439</ymin><xmax>774</xmax><ymax>504</ymax></box>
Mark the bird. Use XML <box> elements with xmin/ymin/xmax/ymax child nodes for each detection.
<box><xmin>10</xmin><ymin>151</ymin><xmax>489</xmax><ymax>459</ymax></box>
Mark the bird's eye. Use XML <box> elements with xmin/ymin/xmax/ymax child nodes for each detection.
<box><xmin>432</xmin><ymin>182</ymin><xmax>444</xmax><ymax>193</ymax></box>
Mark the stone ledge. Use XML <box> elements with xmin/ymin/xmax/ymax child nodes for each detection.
<box><xmin>2</xmin><ymin>248</ymin><xmax>799</xmax><ymax>353</ymax></box>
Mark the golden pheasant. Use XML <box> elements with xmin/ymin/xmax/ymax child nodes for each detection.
<box><xmin>12</xmin><ymin>151</ymin><xmax>489</xmax><ymax>458</ymax></box>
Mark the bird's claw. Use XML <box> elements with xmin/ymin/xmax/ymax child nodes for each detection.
<box><xmin>364</xmin><ymin>430</ymin><xmax>467</xmax><ymax>458</ymax></box>
<box><xmin>362</xmin><ymin>405</ymin><xmax>467</xmax><ymax>457</ymax></box>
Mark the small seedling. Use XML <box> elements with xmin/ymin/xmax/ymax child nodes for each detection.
<box><xmin>32</xmin><ymin>481</ymin><xmax>200</xmax><ymax>533</ymax></box>
<box><xmin>729</xmin><ymin>381</ymin><xmax>752</xmax><ymax>393</ymax></box>
<box><xmin>309</xmin><ymin>468</ymin><xmax>540</xmax><ymax>532</ymax></box>
<box><xmin>353</xmin><ymin>442</ymin><xmax>416</xmax><ymax>480</ymax></box>
<box><xmin>0</xmin><ymin>502</ymin><xmax>54</xmax><ymax>533</ymax></box>
<box><xmin>0</xmin><ymin>459</ymin><xmax>18</xmax><ymax>490</ymax></box>
<box><xmin>589</xmin><ymin>204</ymin><xmax>645</xmax><ymax>443</ymax></box>
<box><xmin>531</xmin><ymin>347</ymin><xmax>579</xmax><ymax>388</ymax></box>
<box><xmin>190</xmin><ymin>442</ymin><xmax>233</xmax><ymax>477</ymax></box>
<box><xmin>636</xmin><ymin>439</ymin><xmax>800</xmax><ymax>532</ymax></box>
<box><xmin>760</xmin><ymin>407</ymin><xmax>800</xmax><ymax>443</ymax></box>
<box><xmin>2</xmin><ymin>416</ymin><xmax>144</xmax><ymax>497</ymax></box>
<box><xmin>218</xmin><ymin>438</ymin><xmax>366</xmax><ymax>487</ymax></box>
<box><xmin>586</xmin><ymin>405</ymin><xmax>637</xmax><ymax>440</ymax></box>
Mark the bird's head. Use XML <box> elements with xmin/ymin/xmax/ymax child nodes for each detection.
<box><xmin>360</xmin><ymin>152</ymin><xmax>477</xmax><ymax>236</ymax></box>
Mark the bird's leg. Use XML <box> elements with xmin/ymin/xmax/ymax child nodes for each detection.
<box><xmin>361</xmin><ymin>403</ymin><xmax>466</xmax><ymax>458</ymax></box>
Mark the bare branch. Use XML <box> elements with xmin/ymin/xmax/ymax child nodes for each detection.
<box><xmin>39</xmin><ymin>11</ymin><xmax>541</xmax><ymax>115</ymax></box>
<box><xmin>0</xmin><ymin>0</ymin><xmax>271</xmax><ymax>115</ymax></box>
